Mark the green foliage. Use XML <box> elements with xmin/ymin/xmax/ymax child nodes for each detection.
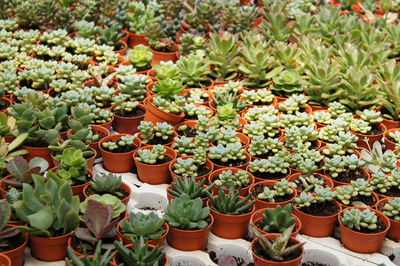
<box><xmin>120</xmin><ymin>212</ymin><xmax>166</xmax><ymax>241</ymax></box>
<box><xmin>5</xmin><ymin>156</ymin><xmax>48</xmax><ymax>186</ymax></box>
<box><xmin>65</xmin><ymin>241</ymin><xmax>115</xmax><ymax>266</ymax></box>
<box><xmin>128</xmin><ymin>44</ymin><xmax>153</xmax><ymax>72</ymax></box>
<box><xmin>90</xmin><ymin>173</ymin><xmax>123</xmax><ymax>198</ymax></box>
<box><xmin>262</xmin><ymin>204</ymin><xmax>295</xmax><ymax>233</ymax></box>
<box><xmin>135</xmin><ymin>145</ymin><xmax>166</xmax><ymax>165</ymax></box>
<box><xmin>55</xmin><ymin>147</ymin><xmax>88</xmax><ymax>186</ymax></box>
<box><xmin>341</xmin><ymin>208</ymin><xmax>378</xmax><ymax>230</ymax></box>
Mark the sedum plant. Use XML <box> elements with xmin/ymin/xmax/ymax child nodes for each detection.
<box><xmin>138</xmin><ymin>121</ymin><xmax>174</xmax><ymax>145</ymax></box>
<box><xmin>382</xmin><ymin>198</ymin><xmax>400</xmax><ymax>221</ymax></box>
<box><xmin>341</xmin><ymin>208</ymin><xmax>378</xmax><ymax>231</ymax></box>
<box><xmin>258</xmin><ymin>179</ymin><xmax>294</xmax><ymax>202</ymax></box>
<box><xmin>173</xmin><ymin>157</ymin><xmax>198</xmax><ymax>178</ymax></box>
<box><xmin>135</xmin><ymin>145</ymin><xmax>166</xmax><ymax>165</ymax></box>
<box><xmin>214</xmin><ymin>170</ymin><xmax>250</xmax><ymax>188</ymax></box>
<box><xmin>101</xmin><ymin>135</ymin><xmax>136</xmax><ymax>153</ymax></box>
<box><xmin>119</xmin><ymin>212</ymin><xmax>166</xmax><ymax>241</ymax></box>
<box><xmin>205</xmin><ymin>186</ymin><xmax>255</xmax><ymax>215</ymax></box>
<box><xmin>208</xmin><ymin>143</ymin><xmax>247</xmax><ymax>165</ymax></box>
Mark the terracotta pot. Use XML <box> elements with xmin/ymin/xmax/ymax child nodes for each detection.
<box><xmin>351</xmin><ymin>123</ymin><xmax>386</xmax><ymax>150</ymax></box>
<box><xmin>83</xmin><ymin>181</ymin><xmax>131</xmax><ymax>206</ymax></box>
<box><xmin>116</xmin><ymin>216</ymin><xmax>169</xmax><ymax>245</ymax></box>
<box><xmin>376</xmin><ymin>197</ymin><xmax>400</xmax><ymax>241</ymax></box>
<box><xmin>112</xmin><ymin>243</ymin><xmax>167</xmax><ymax>265</ymax></box>
<box><xmin>293</xmin><ymin>200</ymin><xmax>341</xmax><ymax>237</ymax></box>
<box><xmin>51</xmin><ymin>148</ymin><xmax>97</xmax><ymax>172</ymax></box>
<box><xmin>250</xmin><ymin>208</ymin><xmax>301</xmax><ymax>238</ymax></box>
<box><xmin>49</xmin><ymin>167</ymin><xmax>93</xmax><ymax>201</ymax></box>
<box><xmin>251</xmin><ymin>233</ymin><xmax>304</xmax><ymax>266</ymax></box>
<box><xmin>143</xmin><ymin>95</ymin><xmax>184</xmax><ymax>126</ymax></box>
<box><xmin>0</xmin><ymin>175</ymin><xmax>13</xmax><ymax>198</ymax></box>
<box><xmin>169</xmin><ymin>156</ymin><xmax>214</xmax><ymax>182</ymax></box>
<box><xmin>22</xmin><ymin>145</ymin><xmax>53</xmax><ymax>169</ymax></box>
<box><xmin>208</xmin><ymin>167</ymin><xmax>254</xmax><ymax>196</ymax></box>
<box><xmin>339</xmin><ymin>206</ymin><xmax>390</xmax><ymax>254</ymax></box>
<box><xmin>383</xmin><ymin>128</ymin><xmax>400</xmax><ymax>151</ymax></box>
<box><xmin>150</xmin><ymin>48</ymin><xmax>177</xmax><ymax>66</ymax></box>
<box><xmin>3</xmin><ymin>135</ymin><xmax>15</xmax><ymax>143</ymax></box>
<box><xmin>167</xmin><ymin>214</ymin><xmax>214</xmax><ymax>251</ymax></box>
<box><xmin>0</xmin><ymin>253</ymin><xmax>10</xmax><ymax>266</ymax></box>
<box><xmin>134</xmin><ymin>145</ymin><xmax>177</xmax><ymax>184</ymax></box>
<box><xmin>208</xmin><ymin>198</ymin><xmax>254</xmax><ymax>239</ymax></box>
<box><xmin>30</xmin><ymin>233</ymin><xmax>71</xmax><ymax>261</ymax></box>
<box><xmin>115</xmin><ymin>40</ymin><xmax>128</xmax><ymax>55</ymax></box>
<box><xmin>210</xmin><ymin>152</ymin><xmax>251</xmax><ymax>170</ymax></box>
<box><xmin>376</xmin><ymin>106</ymin><xmax>400</xmax><ymax>130</ymax></box>
<box><xmin>112</xmin><ymin>104</ymin><xmax>146</xmax><ymax>134</ymax></box>
<box><xmin>0</xmin><ymin>231</ymin><xmax>27</xmax><ymax>266</ymax></box>
<box><xmin>127</xmin><ymin>32</ymin><xmax>149</xmax><ymax>47</ymax></box>
<box><xmin>287</xmin><ymin>173</ymin><xmax>334</xmax><ymax>194</ymax></box>
<box><xmin>249</xmin><ymin>180</ymin><xmax>297</xmax><ymax>211</ymax></box>
<box><xmin>99</xmin><ymin>134</ymin><xmax>141</xmax><ymax>173</ymax></box>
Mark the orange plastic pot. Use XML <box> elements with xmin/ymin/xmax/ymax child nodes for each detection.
<box><xmin>1</xmin><ymin>231</ymin><xmax>27</xmax><ymax>266</ymax></box>
<box><xmin>22</xmin><ymin>145</ymin><xmax>53</xmax><ymax>169</ymax></box>
<box><xmin>383</xmin><ymin>128</ymin><xmax>400</xmax><ymax>151</ymax></box>
<box><xmin>208</xmin><ymin>198</ymin><xmax>255</xmax><ymax>239</ymax></box>
<box><xmin>143</xmin><ymin>95</ymin><xmax>184</xmax><ymax>125</ymax></box>
<box><xmin>112</xmin><ymin>104</ymin><xmax>146</xmax><ymax>134</ymax></box>
<box><xmin>339</xmin><ymin>206</ymin><xmax>390</xmax><ymax>254</ymax></box>
<box><xmin>83</xmin><ymin>182</ymin><xmax>131</xmax><ymax>206</ymax></box>
<box><xmin>0</xmin><ymin>253</ymin><xmax>10</xmax><ymax>266</ymax></box>
<box><xmin>167</xmin><ymin>214</ymin><xmax>214</xmax><ymax>251</ymax></box>
<box><xmin>117</xmin><ymin>216</ymin><xmax>169</xmax><ymax>246</ymax></box>
<box><xmin>210</xmin><ymin>152</ymin><xmax>251</xmax><ymax>170</ymax></box>
<box><xmin>150</xmin><ymin>48</ymin><xmax>177</xmax><ymax>66</ymax></box>
<box><xmin>93</xmin><ymin>115</ymin><xmax>114</xmax><ymax>130</ymax></box>
<box><xmin>127</xmin><ymin>32</ymin><xmax>149</xmax><ymax>47</ymax></box>
<box><xmin>249</xmin><ymin>180</ymin><xmax>297</xmax><ymax>211</ymax></box>
<box><xmin>207</xmin><ymin>167</ymin><xmax>254</xmax><ymax>196</ymax></box>
<box><xmin>292</xmin><ymin>200</ymin><xmax>341</xmax><ymax>237</ymax></box>
<box><xmin>115</xmin><ymin>40</ymin><xmax>128</xmax><ymax>55</ymax></box>
<box><xmin>49</xmin><ymin>167</ymin><xmax>93</xmax><ymax>201</ymax></box>
<box><xmin>376</xmin><ymin>106</ymin><xmax>400</xmax><ymax>130</ymax></box>
<box><xmin>287</xmin><ymin>173</ymin><xmax>333</xmax><ymax>194</ymax></box>
<box><xmin>250</xmin><ymin>208</ymin><xmax>301</xmax><ymax>238</ymax></box>
<box><xmin>352</xmin><ymin>123</ymin><xmax>386</xmax><ymax>150</ymax></box>
<box><xmin>134</xmin><ymin>145</ymin><xmax>177</xmax><ymax>184</ymax></box>
<box><xmin>251</xmin><ymin>233</ymin><xmax>304</xmax><ymax>266</ymax></box>
<box><xmin>169</xmin><ymin>156</ymin><xmax>214</xmax><ymax>182</ymax></box>
<box><xmin>30</xmin><ymin>233</ymin><xmax>71</xmax><ymax>261</ymax></box>
<box><xmin>99</xmin><ymin>134</ymin><xmax>141</xmax><ymax>173</ymax></box>
<box><xmin>376</xmin><ymin>197</ymin><xmax>400</xmax><ymax>241</ymax></box>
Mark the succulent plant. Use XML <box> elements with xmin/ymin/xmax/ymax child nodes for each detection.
<box><xmin>135</xmin><ymin>145</ymin><xmax>167</xmax><ymax>165</ymax></box>
<box><xmin>341</xmin><ymin>208</ymin><xmax>378</xmax><ymax>231</ymax></box>
<box><xmin>55</xmin><ymin>147</ymin><xmax>88</xmax><ymax>186</ymax></box>
<box><xmin>119</xmin><ymin>212</ymin><xmax>166</xmax><ymax>241</ymax></box>
<box><xmin>168</xmin><ymin>176</ymin><xmax>213</xmax><ymax>199</ymax></box>
<box><xmin>128</xmin><ymin>44</ymin><xmax>153</xmax><ymax>72</ymax></box>
<box><xmin>271</xmin><ymin>69</ymin><xmax>304</xmax><ymax>97</ymax></box>
<box><xmin>362</xmin><ymin>141</ymin><xmax>397</xmax><ymax>174</ymax></box>
<box><xmin>261</xmin><ymin>204</ymin><xmax>295</xmax><ymax>233</ymax></box>
<box><xmin>90</xmin><ymin>173</ymin><xmax>124</xmax><ymax>198</ymax></box>
<box><xmin>382</xmin><ymin>198</ymin><xmax>400</xmax><ymax>221</ymax></box>
<box><xmin>65</xmin><ymin>240</ymin><xmax>115</xmax><ymax>266</ymax></box>
<box><xmin>0</xmin><ymin>201</ymin><xmax>20</xmax><ymax>248</ymax></box>
<box><xmin>213</xmin><ymin>169</ymin><xmax>250</xmax><ymax>188</ymax></box>
<box><xmin>5</xmin><ymin>156</ymin><xmax>48</xmax><ymax>187</ymax></box>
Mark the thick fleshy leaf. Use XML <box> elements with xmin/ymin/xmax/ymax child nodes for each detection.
<box><xmin>27</xmin><ymin>206</ymin><xmax>53</xmax><ymax>230</ymax></box>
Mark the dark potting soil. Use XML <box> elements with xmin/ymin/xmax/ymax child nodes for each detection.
<box><xmin>294</xmin><ymin>173</ymin><xmax>325</xmax><ymax>192</ymax></box>
<box><xmin>92</xmin><ymin>132</ymin><xmax>107</xmax><ymax>143</ymax></box>
<box><xmin>184</xmin><ymin>114</ymin><xmax>200</xmax><ymax>120</ymax></box>
<box><xmin>251</xmin><ymin>184</ymin><xmax>294</xmax><ymax>202</ymax></box>
<box><xmin>252</xmin><ymin>151</ymin><xmax>274</xmax><ymax>159</ymax></box>
<box><xmin>251</xmin><ymin>171</ymin><xmax>289</xmax><ymax>180</ymax></box>
<box><xmin>364</xmin><ymin>124</ymin><xmax>384</xmax><ymax>135</ymax></box>
<box><xmin>252</xmin><ymin>100</ymin><xmax>273</xmax><ymax>106</ymax></box>
<box><xmin>0</xmin><ymin>232</ymin><xmax>25</xmax><ymax>252</ymax></box>
<box><xmin>334</xmin><ymin>167</ymin><xmax>368</xmax><ymax>184</ymax></box>
<box><xmin>115</xmin><ymin>108</ymin><xmax>145</xmax><ymax>118</ymax></box>
<box><xmin>147</xmin><ymin>135</ymin><xmax>174</xmax><ymax>145</ymax></box>
<box><xmin>178</xmin><ymin>126</ymin><xmax>197</xmax><ymax>137</ymax></box>
<box><xmin>301</xmin><ymin>262</ymin><xmax>327</xmax><ymax>266</ymax></box>
<box><xmin>255</xmin><ymin>221</ymin><xmax>298</xmax><ymax>234</ymax></box>
<box><xmin>387</xmin><ymin>135</ymin><xmax>396</xmax><ymax>144</ymax></box>
<box><xmin>144</xmin><ymin>156</ymin><xmax>172</xmax><ymax>165</ymax></box>
<box><xmin>382</xmin><ymin>186</ymin><xmax>400</xmax><ymax>197</ymax></box>
<box><xmin>0</xmin><ymin>99</ymin><xmax>10</xmax><ymax>111</ymax></box>
<box><xmin>343</xmin><ymin>194</ymin><xmax>377</xmax><ymax>207</ymax></box>
<box><xmin>84</xmin><ymin>186</ymin><xmax>130</xmax><ymax>201</ymax></box>
<box><xmin>25</xmin><ymin>138</ymin><xmax>49</xmax><ymax>148</ymax></box>
<box><xmin>113</xmin><ymin>42</ymin><xmax>124</xmax><ymax>51</ymax></box>
<box><xmin>102</xmin><ymin>144</ymin><xmax>138</xmax><ymax>153</ymax></box>
<box><xmin>253</xmin><ymin>240</ymin><xmax>302</xmax><ymax>262</ymax></box>
<box><xmin>211</xmin><ymin>158</ymin><xmax>247</xmax><ymax>168</ymax></box>
<box><xmin>347</xmin><ymin>219</ymin><xmax>387</xmax><ymax>234</ymax></box>
<box><xmin>70</xmin><ymin>234</ymin><xmax>116</xmax><ymax>255</ymax></box>
<box><xmin>298</xmin><ymin>202</ymin><xmax>340</xmax><ymax>217</ymax></box>
<box><xmin>196</xmin><ymin>165</ymin><xmax>211</xmax><ymax>177</ymax></box>
<box><xmin>208</xmin><ymin>250</ymin><xmax>253</xmax><ymax>266</ymax></box>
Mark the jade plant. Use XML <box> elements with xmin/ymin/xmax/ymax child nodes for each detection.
<box><xmin>261</xmin><ymin>204</ymin><xmax>295</xmax><ymax>233</ymax></box>
<box><xmin>119</xmin><ymin>212</ymin><xmax>166</xmax><ymax>241</ymax></box>
<box><xmin>205</xmin><ymin>186</ymin><xmax>255</xmax><ymax>215</ymax></box>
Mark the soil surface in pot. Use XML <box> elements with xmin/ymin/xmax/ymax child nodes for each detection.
<box><xmin>89</xmin><ymin>132</ymin><xmax>107</xmax><ymax>143</ymax></box>
<box><xmin>342</xmin><ymin>195</ymin><xmax>377</xmax><ymax>207</ymax></box>
<box><xmin>25</xmin><ymin>138</ymin><xmax>49</xmax><ymax>148</ymax></box>
<box><xmin>301</xmin><ymin>262</ymin><xmax>326</xmax><ymax>266</ymax></box>
<box><xmin>251</xmin><ymin>171</ymin><xmax>289</xmax><ymax>180</ymax></box>
<box><xmin>183</xmin><ymin>92</ymin><xmax>209</xmax><ymax>103</ymax></box>
<box><xmin>177</xmin><ymin>126</ymin><xmax>197</xmax><ymax>137</ymax></box>
<box><xmin>115</xmin><ymin>108</ymin><xmax>145</xmax><ymax>118</ymax></box>
<box><xmin>69</xmin><ymin>173</ymin><xmax>92</xmax><ymax>186</ymax></box>
<box><xmin>362</xmin><ymin>124</ymin><xmax>384</xmax><ymax>135</ymax></box>
<box><xmin>255</xmin><ymin>220</ymin><xmax>298</xmax><ymax>234</ymax></box>
<box><xmin>381</xmin><ymin>186</ymin><xmax>400</xmax><ymax>197</ymax></box>
<box><xmin>293</xmin><ymin>173</ymin><xmax>326</xmax><ymax>192</ymax></box>
<box><xmin>184</xmin><ymin>113</ymin><xmax>202</xmax><ymax>120</ymax></box>
<box><xmin>298</xmin><ymin>201</ymin><xmax>339</xmax><ymax>216</ymax></box>
<box><xmin>181</xmin><ymin>164</ymin><xmax>211</xmax><ymax>177</ymax></box>
<box><xmin>285</xmin><ymin>140</ymin><xmax>318</xmax><ymax>150</ymax></box>
<box><xmin>334</xmin><ymin>167</ymin><xmax>368</xmax><ymax>183</ymax></box>
<box><xmin>251</xmin><ymin>151</ymin><xmax>274</xmax><ymax>159</ymax></box>
<box><xmin>0</xmin><ymin>232</ymin><xmax>25</xmax><ymax>252</ymax></box>
<box><xmin>70</xmin><ymin>234</ymin><xmax>116</xmax><ymax>255</ymax></box>
<box><xmin>145</xmin><ymin>135</ymin><xmax>174</xmax><ymax>145</ymax></box>
<box><xmin>252</xmin><ymin>184</ymin><xmax>293</xmax><ymax>202</ymax></box>
<box><xmin>208</xmin><ymin>250</ymin><xmax>253</xmax><ymax>266</ymax></box>
<box><xmin>387</xmin><ymin>135</ymin><xmax>396</xmax><ymax>143</ymax></box>
<box><xmin>84</xmin><ymin>186</ymin><xmax>130</xmax><ymax>201</ymax></box>
<box><xmin>102</xmin><ymin>144</ymin><xmax>138</xmax><ymax>153</ymax></box>
<box><xmin>211</xmin><ymin>158</ymin><xmax>248</xmax><ymax>168</ymax></box>
<box><xmin>344</xmin><ymin>219</ymin><xmax>386</xmax><ymax>234</ymax></box>
<box><xmin>212</xmin><ymin>175</ymin><xmax>249</xmax><ymax>189</ymax></box>
<box><xmin>253</xmin><ymin>240</ymin><xmax>302</xmax><ymax>262</ymax></box>
<box><xmin>251</xmin><ymin>100</ymin><xmax>274</xmax><ymax>106</ymax></box>
<box><xmin>141</xmin><ymin>157</ymin><xmax>172</xmax><ymax>165</ymax></box>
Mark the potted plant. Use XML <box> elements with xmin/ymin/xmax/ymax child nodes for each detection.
<box><xmin>99</xmin><ymin>134</ymin><xmax>140</xmax><ymax>173</ymax></box>
<box><xmin>0</xmin><ymin>134</ymin><xmax>29</xmax><ymax>181</ymax></box>
<box><xmin>242</xmin><ymin>88</ymin><xmax>276</xmax><ymax>107</ymax></box>
<box><xmin>247</xmin><ymin>155</ymin><xmax>291</xmax><ymax>182</ymax></box>
<box><xmin>208</xmin><ymin>143</ymin><xmax>250</xmax><ymax>169</ymax></box>
<box><xmin>293</xmin><ymin>188</ymin><xmax>341</xmax><ymax>237</ymax></box>
<box><xmin>117</xmin><ymin>211</ymin><xmax>168</xmax><ymax>246</ymax></box>
<box><xmin>383</xmin><ymin>128</ymin><xmax>400</xmax><ymax>151</ymax></box>
<box><xmin>205</xmin><ymin>185</ymin><xmax>255</xmax><ymax>239</ymax></box>
<box><xmin>361</xmin><ymin>141</ymin><xmax>398</xmax><ymax>174</ymax></box>
<box><xmin>169</xmin><ymin>152</ymin><xmax>214</xmax><ymax>182</ymax></box>
<box><xmin>113</xmin><ymin>236</ymin><xmax>167</xmax><ymax>265</ymax></box>
<box><xmin>83</xmin><ymin>173</ymin><xmax>131</xmax><ymax>206</ymax></box>
<box><xmin>250</xmin><ymin>204</ymin><xmax>301</xmax><ymax>238</ymax></box>
<box><xmin>65</xmin><ymin>240</ymin><xmax>115</xmax><ymax>266</ymax></box>
<box><xmin>208</xmin><ymin>167</ymin><xmax>254</xmax><ymax>196</ymax></box>
<box><xmin>112</xmin><ymin>95</ymin><xmax>146</xmax><ymax>134</ymax></box>
<box><xmin>126</xmin><ymin>2</ymin><xmax>158</xmax><ymax>47</ymax></box>
<box><xmin>166</xmin><ymin>176</ymin><xmax>214</xmax><ymax>205</ymax></box>
<box><xmin>164</xmin><ymin>194</ymin><xmax>213</xmax><ymax>251</ymax></box>
<box><xmin>69</xmin><ymin>199</ymin><xmax>121</xmax><ymax>257</ymax></box>
<box><xmin>349</xmin><ymin>110</ymin><xmax>386</xmax><ymax>149</ymax></box>
<box><xmin>339</xmin><ymin>207</ymin><xmax>390</xmax><ymax>253</ymax></box>
<box><xmin>177</xmin><ymin>54</ymin><xmax>212</xmax><ymax>89</ymax></box>
<box><xmin>133</xmin><ymin>144</ymin><xmax>177</xmax><ymax>184</ymax></box>
<box><xmin>12</xmin><ymin>171</ymin><xmax>80</xmax><ymax>261</ymax></box>
<box><xmin>128</xmin><ymin>44</ymin><xmax>153</xmax><ymax>72</ymax></box>
<box><xmin>250</xmin><ymin>179</ymin><xmax>297</xmax><ymax>210</ymax></box>
<box><xmin>246</xmin><ymin>136</ymin><xmax>283</xmax><ymax>160</ymax></box>
<box><xmin>288</xmin><ymin>168</ymin><xmax>333</xmax><ymax>194</ymax></box>
<box><xmin>335</xmin><ymin>178</ymin><xmax>378</xmax><ymax>208</ymax></box>
<box><xmin>136</xmin><ymin>121</ymin><xmax>176</xmax><ymax>146</ymax></box>
<box><xmin>250</xmin><ymin>224</ymin><xmax>305</xmax><ymax>266</ymax></box>
<box><xmin>0</xmin><ymin>201</ymin><xmax>28</xmax><ymax>266</ymax></box>
<box><xmin>369</xmin><ymin>171</ymin><xmax>400</xmax><ymax>198</ymax></box>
